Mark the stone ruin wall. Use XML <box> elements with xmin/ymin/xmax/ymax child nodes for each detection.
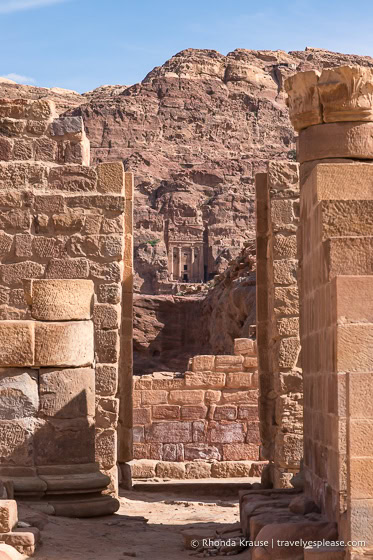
<box><xmin>255</xmin><ymin>161</ymin><xmax>302</xmax><ymax>488</ymax></box>
<box><xmin>131</xmin><ymin>338</ymin><xmax>266</xmax><ymax>479</ymax></box>
<box><xmin>0</xmin><ymin>97</ymin><xmax>133</xmax><ymax>517</ymax></box>
<box><xmin>286</xmin><ymin>66</ymin><xmax>373</xmax><ymax>556</ymax></box>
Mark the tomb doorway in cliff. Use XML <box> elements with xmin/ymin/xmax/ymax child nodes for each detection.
<box><xmin>168</xmin><ymin>243</ymin><xmax>204</xmax><ymax>283</ymax></box>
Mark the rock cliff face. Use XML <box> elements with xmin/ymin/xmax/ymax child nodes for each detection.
<box><xmin>133</xmin><ymin>294</ymin><xmax>209</xmax><ymax>374</ymax></box>
<box><xmin>66</xmin><ymin>47</ymin><xmax>373</xmax><ymax>293</ymax></box>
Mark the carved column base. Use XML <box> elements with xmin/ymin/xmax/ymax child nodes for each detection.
<box><xmin>0</xmin><ymin>464</ymin><xmax>119</xmax><ymax>518</ymax></box>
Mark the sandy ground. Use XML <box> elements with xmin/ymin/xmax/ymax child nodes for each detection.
<box><xmin>20</xmin><ymin>479</ymin><xmax>257</xmax><ymax>560</ymax></box>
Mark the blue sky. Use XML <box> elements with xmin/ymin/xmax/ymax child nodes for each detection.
<box><xmin>1</xmin><ymin>0</ymin><xmax>373</xmax><ymax>93</ymax></box>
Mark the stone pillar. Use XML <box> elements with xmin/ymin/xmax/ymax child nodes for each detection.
<box><xmin>0</xmin><ymin>98</ymin><xmax>132</xmax><ymax>517</ymax></box>
<box><xmin>255</xmin><ymin>162</ymin><xmax>302</xmax><ymax>488</ymax></box>
<box><xmin>177</xmin><ymin>246</ymin><xmax>182</xmax><ymax>280</ymax></box>
<box><xmin>169</xmin><ymin>243</ymin><xmax>174</xmax><ymax>281</ymax></box>
<box><xmin>191</xmin><ymin>246</ymin><xmax>195</xmax><ymax>282</ymax></box>
<box><xmin>198</xmin><ymin>243</ymin><xmax>204</xmax><ymax>282</ymax></box>
<box><xmin>286</xmin><ymin>65</ymin><xmax>373</xmax><ymax>557</ymax></box>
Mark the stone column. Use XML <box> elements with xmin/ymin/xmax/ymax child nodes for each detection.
<box><xmin>169</xmin><ymin>244</ymin><xmax>174</xmax><ymax>281</ymax></box>
<box><xmin>0</xmin><ymin>98</ymin><xmax>130</xmax><ymax>517</ymax></box>
<box><xmin>198</xmin><ymin>243</ymin><xmax>204</xmax><ymax>282</ymax></box>
<box><xmin>191</xmin><ymin>246</ymin><xmax>195</xmax><ymax>282</ymax></box>
<box><xmin>177</xmin><ymin>246</ymin><xmax>182</xmax><ymax>280</ymax></box>
<box><xmin>286</xmin><ymin>65</ymin><xmax>373</xmax><ymax>557</ymax></box>
<box><xmin>255</xmin><ymin>162</ymin><xmax>302</xmax><ymax>488</ymax></box>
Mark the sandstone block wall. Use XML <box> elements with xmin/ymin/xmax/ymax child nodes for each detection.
<box><xmin>286</xmin><ymin>66</ymin><xmax>373</xmax><ymax>556</ymax></box>
<box><xmin>132</xmin><ymin>339</ymin><xmax>266</xmax><ymax>478</ymax></box>
<box><xmin>255</xmin><ymin>161</ymin><xmax>302</xmax><ymax>488</ymax></box>
<box><xmin>0</xmin><ymin>97</ymin><xmax>133</xmax><ymax>516</ymax></box>
<box><xmin>299</xmin><ymin>164</ymin><xmax>373</xmax><ymax>546</ymax></box>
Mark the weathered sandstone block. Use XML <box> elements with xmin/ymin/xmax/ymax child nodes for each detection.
<box><xmin>243</xmin><ymin>357</ymin><xmax>258</xmax><ymax>369</ymax></box>
<box><xmin>192</xmin><ymin>355</ymin><xmax>215</xmax><ymax>372</ymax></box>
<box><xmin>34</xmin><ymin>417</ymin><xmax>95</xmax><ymax>465</ymax></box>
<box><xmin>145</xmin><ymin>422</ymin><xmax>192</xmax><ymax>443</ymax></box>
<box><xmin>0</xmin><ymin>528</ymin><xmax>40</xmax><ymax>556</ymax></box>
<box><xmin>152</xmin><ymin>405</ymin><xmax>180</xmax><ymax>419</ymax></box>
<box><xmin>211</xmin><ymin>461</ymin><xmax>252</xmax><ymax>478</ymax></box>
<box><xmin>129</xmin><ymin>459</ymin><xmax>157</xmax><ymax>478</ymax></box>
<box><xmin>39</xmin><ymin>368</ymin><xmax>95</xmax><ymax>418</ymax></box>
<box><xmin>0</xmin><ymin>369</ymin><xmax>38</xmax><ymax>419</ymax></box>
<box><xmin>169</xmin><ymin>390</ymin><xmax>204</xmax><ymax>405</ymax></box>
<box><xmin>184</xmin><ymin>371</ymin><xmax>225</xmax><ymax>388</ymax></box>
<box><xmin>0</xmin><ymin>501</ymin><xmax>17</xmax><ymax>533</ymax></box>
<box><xmin>93</xmin><ymin>304</ymin><xmax>120</xmax><ymax>330</ymax></box>
<box><xmin>30</xmin><ymin>99</ymin><xmax>56</xmax><ymax>120</ymax></box>
<box><xmin>133</xmin><ymin>408</ymin><xmax>151</xmax><ymax>424</ymax></box>
<box><xmin>0</xmin><ymin>233</ymin><xmax>12</xmax><ymax>258</ymax></box>
<box><xmin>95</xmin><ymin>364</ymin><xmax>117</xmax><ymax>397</ymax></box>
<box><xmin>273</xmin><ymin>234</ymin><xmax>298</xmax><ymax>259</ymax></box>
<box><xmin>28</xmin><ymin>279</ymin><xmax>94</xmax><ymax>321</ymax></box>
<box><xmin>181</xmin><ymin>405</ymin><xmax>208</xmax><ymax>420</ymax></box>
<box><xmin>299</xmin><ymin>122</ymin><xmax>373</xmax><ymax>163</ymax></box>
<box><xmin>234</xmin><ymin>338</ymin><xmax>256</xmax><ymax>356</ymax></box>
<box><xmin>0</xmin><ymin>99</ymin><xmax>30</xmax><ymax>119</ymax></box>
<box><xmin>48</xmin><ymin>165</ymin><xmax>96</xmax><ymax>192</ymax></box>
<box><xmin>337</xmin><ymin>324</ymin><xmax>373</xmax><ymax>373</ymax></box>
<box><xmin>95</xmin><ymin>397</ymin><xmax>119</xmax><ymax>429</ymax></box>
<box><xmin>226</xmin><ymin>372</ymin><xmax>253</xmax><ymax>388</ymax></box>
<box><xmin>184</xmin><ymin>444</ymin><xmax>220</xmax><ymax>461</ymax></box>
<box><xmin>45</xmin><ymin>257</ymin><xmax>89</xmax><ymax>279</ymax></box>
<box><xmin>133</xmin><ymin>443</ymin><xmax>162</xmax><ymax>461</ymax></box>
<box><xmin>209</xmin><ymin>422</ymin><xmax>245</xmax><ymax>444</ymax></box>
<box><xmin>222</xmin><ymin>443</ymin><xmax>259</xmax><ymax>461</ymax></box>
<box><xmin>222</xmin><ymin>390</ymin><xmax>258</xmax><ymax>404</ymax></box>
<box><xmin>50</xmin><ymin>116</ymin><xmax>84</xmax><ymax>139</ymax></box>
<box><xmin>185</xmin><ymin>462</ymin><xmax>211</xmax><ymax>479</ymax></box>
<box><xmin>34</xmin><ymin>321</ymin><xmax>94</xmax><ymax>367</ymax></box>
<box><xmin>214</xmin><ymin>405</ymin><xmax>237</xmax><ymax>420</ymax></box>
<box><xmin>285</xmin><ymin>70</ymin><xmax>322</xmax><ymax>131</ymax></box>
<box><xmin>156</xmin><ymin>461</ymin><xmax>186</xmax><ymax>479</ymax></box>
<box><xmin>1</xmin><ymin>262</ymin><xmax>44</xmax><ymax>286</ymax></box>
<box><xmin>95</xmin><ymin>429</ymin><xmax>117</xmax><ymax>469</ymax></box>
<box><xmin>94</xmin><ymin>329</ymin><xmax>118</xmax><ymax>363</ymax></box>
<box><xmin>96</xmin><ymin>162</ymin><xmax>124</xmax><ymax>194</ymax></box>
<box><xmin>278</xmin><ymin>337</ymin><xmax>300</xmax><ymax>368</ymax></box>
<box><xmin>0</xmin><ymin>419</ymin><xmax>35</xmax><ymax>466</ymax></box>
<box><xmin>163</xmin><ymin>443</ymin><xmax>184</xmax><ymax>461</ymax></box>
<box><xmin>215</xmin><ymin>355</ymin><xmax>243</xmax><ymax>372</ymax></box>
<box><xmin>0</xmin><ymin>322</ymin><xmax>34</xmax><ymax>367</ymax></box>
<box><xmin>141</xmin><ymin>390</ymin><xmax>168</xmax><ymax>405</ymax></box>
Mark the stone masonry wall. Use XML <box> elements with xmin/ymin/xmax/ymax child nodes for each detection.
<box><xmin>0</xmin><ymin>97</ymin><xmax>132</xmax><ymax>515</ymax></box>
<box><xmin>255</xmin><ymin>161</ymin><xmax>302</xmax><ymax>488</ymax></box>
<box><xmin>286</xmin><ymin>66</ymin><xmax>373</xmax><ymax>556</ymax></box>
<box><xmin>132</xmin><ymin>338</ymin><xmax>266</xmax><ymax>478</ymax></box>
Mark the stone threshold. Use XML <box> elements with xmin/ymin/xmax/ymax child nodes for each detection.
<box><xmin>129</xmin><ymin>459</ymin><xmax>267</xmax><ymax>480</ymax></box>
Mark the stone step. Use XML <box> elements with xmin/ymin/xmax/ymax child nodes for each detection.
<box><xmin>0</xmin><ymin>527</ymin><xmax>40</xmax><ymax>557</ymax></box>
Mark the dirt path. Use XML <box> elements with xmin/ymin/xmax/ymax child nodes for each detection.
<box><xmin>22</xmin><ymin>482</ymin><xmax>249</xmax><ymax>560</ymax></box>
